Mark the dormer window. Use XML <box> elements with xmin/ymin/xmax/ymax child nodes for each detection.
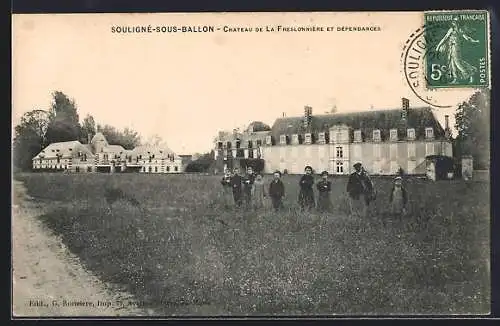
<box><xmin>318</xmin><ymin>132</ymin><xmax>326</xmax><ymax>144</ymax></box>
<box><xmin>425</xmin><ymin>127</ymin><xmax>434</xmax><ymax>139</ymax></box>
<box><xmin>279</xmin><ymin>134</ymin><xmax>287</xmax><ymax>145</ymax></box>
<box><xmin>354</xmin><ymin>130</ymin><xmax>362</xmax><ymax>142</ymax></box>
<box><xmin>265</xmin><ymin>136</ymin><xmax>272</xmax><ymax>145</ymax></box>
<box><xmin>292</xmin><ymin>134</ymin><xmax>299</xmax><ymax>145</ymax></box>
<box><xmin>372</xmin><ymin>129</ymin><xmax>381</xmax><ymax>142</ymax></box>
<box><xmin>304</xmin><ymin>133</ymin><xmax>312</xmax><ymax>144</ymax></box>
<box><xmin>390</xmin><ymin>129</ymin><xmax>398</xmax><ymax>141</ymax></box>
<box><xmin>407</xmin><ymin>128</ymin><xmax>416</xmax><ymax>140</ymax></box>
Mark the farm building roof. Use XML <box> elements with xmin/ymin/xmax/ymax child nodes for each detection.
<box><xmin>33</xmin><ymin>141</ymin><xmax>94</xmax><ymax>160</ymax></box>
<box><xmin>270</xmin><ymin>107</ymin><xmax>446</xmax><ymax>141</ymax></box>
<box><xmin>90</xmin><ymin>132</ymin><xmax>109</xmax><ymax>146</ymax></box>
<box><xmin>132</xmin><ymin>145</ymin><xmax>175</xmax><ymax>158</ymax></box>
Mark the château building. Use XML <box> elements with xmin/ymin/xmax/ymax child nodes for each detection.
<box><xmin>213</xmin><ymin>98</ymin><xmax>453</xmax><ymax>175</ymax></box>
<box><xmin>32</xmin><ymin>132</ymin><xmax>184</xmax><ymax>173</ymax></box>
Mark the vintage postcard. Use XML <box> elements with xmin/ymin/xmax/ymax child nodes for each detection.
<box><xmin>11</xmin><ymin>11</ymin><xmax>491</xmax><ymax>317</ymax></box>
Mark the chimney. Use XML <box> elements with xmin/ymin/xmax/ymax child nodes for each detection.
<box><xmin>401</xmin><ymin>97</ymin><xmax>410</xmax><ymax>120</ymax></box>
<box><xmin>444</xmin><ymin>115</ymin><xmax>450</xmax><ymax>130</ymax></box>
<box><xmin>303</xmin><ymin>106</ymin><xmax>312</xmax><ymax>128</ymax></box>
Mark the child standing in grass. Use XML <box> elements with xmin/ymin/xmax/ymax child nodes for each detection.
<box><xmin>269</xmin><ymin>170</ymin><xmax>285</xmax><ymax>212</ymax></box>
<box><xmin>298</xmin><ymin>165</ymin><xmax>315</xmax><ymax>211</ymax></box>
<box><xmin>389</xmin><ymin>176</ymin><xmax>408</xmax><ymax>217</ymax></box>
<box><xmin>230</xmin><ymin>167</ymin><xmax>243</xmax><ymax>208</ymax></box>
<box><xmin>242</xmin><ymin>166</ymin><xmax>256</xmax><ymax>210</ymax></box>
<box><xmin>316</xmin><ymin>170</ymin><xmax>332</xmax><ymax>213</ymax></box>
<box><xmin>220</xmin><ymin>169</ymin><xmax>233</xmax><ymax>208</ymax></box>
<box><xmin>252</xmin><ymin>174</ymin><xmax>266</xmax><ymax>209</ymax></box>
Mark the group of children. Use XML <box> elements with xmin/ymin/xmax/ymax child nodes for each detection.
<box><xmin>220</xmin><ymin>163</ymin><xmax>409</xmax><ymax>216</ymax></box>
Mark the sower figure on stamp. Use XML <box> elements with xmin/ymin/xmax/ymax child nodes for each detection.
<box><xmin>346</xmin><ymin>162</ymin><xmax>374</xmax><ymax>218</ymax></box>
<box><xmin>316</xmin><ymin>170</ymin><xmax>332</xmax><ymax>213</ymax></box>
<box><xmin>389</xmin><ymin>176</ymin><xmax>408</xmax><ymax>218</ymax></box>
<box><xmin>252</xmin><ymin>173</ymin><xmax>266</xmax><ymax>209</ymax></box>
<box><xmin>269</xmin><ymin>170</ymin><xmax>285</xmax><ymax>212</ymax></box>
<box><xmin>298</xmin><ymin>165</ymin><xmax>315</xmax><ymax>211</ymax></box>
<box><xmin>220</xmin><ymin>169</ymin><xmax>233</xmax><ymax>208</ymax></box>
<box><xmin>230</xmin><ymin>167</ymin><xmax>243</xmax><ymax>208</ymax></box>
<box><xmin>242</xmin><ymin>166</ymin><xmax>256</xmax><ymax>210</ymax></box>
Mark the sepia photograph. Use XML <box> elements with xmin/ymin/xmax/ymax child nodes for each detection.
<box><xmin>11</xmin><ymin>11</ymin><xmax>491</xmax><ymax>317</ymax></box>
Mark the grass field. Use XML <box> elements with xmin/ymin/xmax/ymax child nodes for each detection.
<box><xmin>14</xmin><ymin>172</ymin><xmax>490</xmax><ymax>315</ymax></box>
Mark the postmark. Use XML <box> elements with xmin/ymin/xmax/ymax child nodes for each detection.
<box><xmin>401</xmin><ymin>10</ymin><xmax>490</xmax><ymax>108</ymax></box>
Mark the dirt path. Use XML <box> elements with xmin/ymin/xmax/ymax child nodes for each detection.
<box><xmin>12</xmin><ymin>180</ymin><xmax>151</xmax><ymax>317</ymax></box>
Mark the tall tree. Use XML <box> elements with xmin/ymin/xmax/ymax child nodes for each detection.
<box><xmin>454</xmin><ymin>89</ymin><xmax>490</xmax><ymax>169</ymax></box>
<box><xmin>45</xmin><ymin>91</ymin><xmax>81</xmax><ymax>144</ymax></box>
<box><xmin>13</xmin><ymin>109</ymin><xmax>50</xmax><ymax>171</ymax></box>
<box><xmin>80</xmin><ymin>114</ymin><xmax>96</xmax><ymax>144</ymax></box>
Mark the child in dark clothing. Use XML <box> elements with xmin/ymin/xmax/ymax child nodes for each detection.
<box><xmin>242</xmin><ymin>166</ymin><xmax>256</xmax><ymax>209</ymax></box>
<box><xmin>316</xmin><ymin>170</ymin><xmax>332</xmax><ymax>212</ymax></box>
<box><xmin>230</xmin><ymin>167</ymin><xmax>243</xmax><ymax>207</ymax></box>
<box><xmin>298</xmin><ymin>165</ymin><xmax>315</xmax><ymax>211</ymax></box>
<box><xmin>269</xmin><ymin>170</ymin><xmax>285</xmax><ymax>211</ymax></box>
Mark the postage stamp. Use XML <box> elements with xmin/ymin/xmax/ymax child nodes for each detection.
<box><xmin>424</xmin><ymin>11</ymin><xmax>490</xmax><ymax>88</ymax></box>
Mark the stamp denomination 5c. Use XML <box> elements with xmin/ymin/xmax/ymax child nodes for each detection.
<box><xmin>424</xmin><ymin>11</ymin><xmax>489</xmax><ymax>88</ymax></box>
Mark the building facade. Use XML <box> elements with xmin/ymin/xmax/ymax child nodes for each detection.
<box><xmin>214</xmin><ymin>99</ymin><xmax>453</xmax><ymax>175</ymax></box>
<box><xmin>32</xmin><ymin>132</ymin><xmax>185</xmax><ymax>173</ymax></box>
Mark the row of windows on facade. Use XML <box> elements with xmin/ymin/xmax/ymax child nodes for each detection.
<box><xmin>277</xmin><ymin>127</ymin><xmax>433</xmax><ymax>145</ymax></box>
<box><xmin>217</xmin><ymin>127</ymin><xmax>434</xmax><ymax>149</ymax></box>
<box><xmin>142</xmin><ymin>166</ymin><xmax>179</xmax><ymax>172</ymax></box>
<box><xmin>218</xmin><ymin>148</ymin><xmax>262</xmax><ymax>159</ymax></box>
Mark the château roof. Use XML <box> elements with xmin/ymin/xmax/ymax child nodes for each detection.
<box><xmin>270</xmin><ymin>107</ymin><xmax>446</xmax><ymax>141</ymax></box>
<box><xmin>33</xmin><ymin>141</ymin><xmax>94</xmax><ymax>160</ymax></box>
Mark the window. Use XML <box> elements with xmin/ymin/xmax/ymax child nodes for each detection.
<box><xmin>256</xmin><ymin>139</ymin><xmax>262</xmax><ymax>147</ymax></box>
<box><xmin>408</xmin><ymin>143</ymin><xmax>416</xmax><ymax>158</ymax></box>
<box><xmin>57</xmin><ymin>156</ymin><xmax>60</xmax><ymax>163</ymax></box>
<box><xmin>336</xmin><ymin>146</ymin><xmax>343</xmax><ymax>158</ymax></box>
<box><xmin>390</xmin><ymin>129</ymin><xmax>398</xmax><ymax>141</ymax></box>
<box><xmin>407</xmin><ymin>160</ymin><xmax>416</xmax><ymax>173</ymax></box>
<box><xmin>336</xmin><ymin>161</ymin><xmax>344</xmax><ymax>173</ymax></box>
<box><xmin>390</xmin><ymin>161</ymin><xmax>398</xmax><ymax>174</ymax></box>
<box><xmin>247</xmin><ymin>140</ymin><xmax>253</xmax><ymax>149</ymax></box>
<box><xmin>227</xmin><ymin>141</ymin><xmax>232</xmax><ymax>149</ymax></box>
<box><xmin>292</xmin><ymin>134</ymin><xmax>299</xmax><ymax>144</ymax></box>
<box><xmin>373</xmin><ymin>144</ymin><xmax>381</xmax><ymax>159</ymax></box>
<box><xmin>354</xmin><ymin>130</ymin><xmax>362</xmax><ymax>142</ymax></box>
<box><xmin>265</xmin><ymin>136</ymin><xmax>272</xmax><ymax>145</ymax></box>
<box><xmin>280</xmin><ymin>135</ymin><xmax>287</xmax><ymax>145</ymax></box>
<box><xmin>407</xmin><ymin>128</ymin><xmax>416</xmax><ymax>140</ymax></box>
<box><xmin>128</xmin><ymin>156</ymin><xmax>132</xmax><ymax>163</ymax></box>
<box><xmin>353</xmin><ymin>145</ymin><xmax>361</xmax><ymax>159</ymax></box>
<box><xmin>425</xmin><ymin>127</ymin><xmax>434</xmax><ymax>139</ymax></box>
<box><xmin>167</xmin><ymin>166</ymin><xmax>170</xmax><ymax>172</ymax></box>
<box><xmin>373</xmin><ymin>130</ymin><xmax>381</xmax><ymax>142</ymax></box>
<box><xmin>87</xmin><ymin>166</ymin><xmax>92</xmax><ymax>172</ymax></box>
<box><xmin>390</xmin><ymin>144</ymin><xmax>397</xmax><ymax>160</ymax></box>
<box><xmin>426</xmin><ymin>143</ymin><xmax>434</xmax><ymax>156</ymax></box>
<box><xmin>75</xmin><ymin>166</ymin><xmax>80</xmax><ymax>173</ymax></box>
<box><xmin>174</xmin><ymin>166</ymin><xmax>178</xmax><ymax>172</ymax></box>
<box><xmin>155</xmin><ymin>166</ymin><xmax>158</xmax><ymax>173</ymax></box>
<box><xmin>304</xmin><ymin>133</ymin><xmax>312</xmax><ymax>144</ymax></box>
<box><xmin>148</xmin><ymin>166</ymin><xmax>152</xmax><ymax>173</ymax></box>
<box><xmin>318</xmin><ymin>132</ymin><xmax>326</xmax><ymax>144</ymax></box>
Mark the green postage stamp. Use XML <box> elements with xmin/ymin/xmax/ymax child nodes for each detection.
<box><xmin>424</xmin><ymin>11</ymin><xmax>489</xmax><ymax>88</ymax></box>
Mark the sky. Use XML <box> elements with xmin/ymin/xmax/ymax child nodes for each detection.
<box><xmin>12</xmin><ymin>12</ymin><xmax>484</xmax><ymax>154</ymax></box>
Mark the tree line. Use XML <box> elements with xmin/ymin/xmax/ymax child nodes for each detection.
<box><xmin>13</xmin><ymin>91</ymin><xmax>142</xmax><ymax>171</ymax></box>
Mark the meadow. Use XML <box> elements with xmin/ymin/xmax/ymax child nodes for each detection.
<box><xmin>14</xmin><ymin>172</ymin><xmax>490</xmax><ymax>316</ymax></box>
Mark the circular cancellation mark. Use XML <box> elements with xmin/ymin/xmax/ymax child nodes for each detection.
<box><xmin>401</xmin><ymin>24</ymin><xmax>456</xmax><ymax>109</ymax></box>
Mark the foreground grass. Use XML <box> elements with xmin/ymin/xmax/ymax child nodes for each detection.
<box><xmin>15</xmin><ymin>173</ymin><xmax>490</xmax><ymax>315</ymax></box>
